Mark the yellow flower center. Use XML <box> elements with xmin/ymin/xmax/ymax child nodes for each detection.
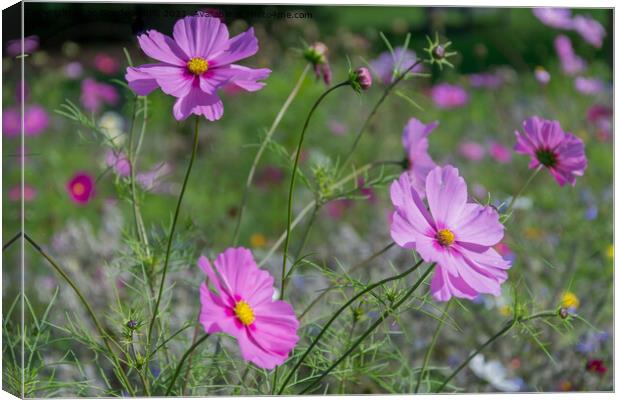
<box><xmin>436</xmin><ymin>229</ymin><xmax>455</xmax><ymax>246</ymax></box>
<box><xmin>234</xmin><ymin>300</ymin><xmax>255</xmax><ymax>326</ymax></box>
<box><xmin>560</xmin><ymin>291</ymin><xmax>580</xmax><ymax>309</ymax></box>
<box><xmin>187</xmin><ymin>57</ymin><xmax>209</xmax><ymax>75</ymax></box>
<box><xmin>73</xmin><ymin>183</ymin><xmax>85</xmax><ymax>196</ymax></box>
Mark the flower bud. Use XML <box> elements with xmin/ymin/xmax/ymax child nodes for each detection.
<box><xmin>558</xmin><ymin>307</ymin><xmax>569</xmax><ymax>319</ymax></box>
<box><xmin>434</xmin><ymin>45</ymin><xmax>446</xmax><ymax>59</ymax></box>
<box><xmin>127</xmin><ymin>319</ymin><xmax>138</xmax><ymax>330</ymax></box>
<box><xmin>354</xmin><ymin>67</ymin><xmax>372</xmax><ymax>90</ymax></box>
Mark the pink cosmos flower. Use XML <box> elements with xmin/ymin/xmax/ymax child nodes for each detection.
<box><xmin>326</xmin><ymin>199</ymin><xmax>353</xmax><ymax>220</ymax></box>
<box><xmin>554</xmin><ymin>35</ymin><xmax>586</xmax><ymax>75</ymax></box>
<box><xmin>8</xmin><ymin>185</ymin><xmax>37</xmax><ymax>202</ymax></box>
<box><xmin>532</xmin><ymin>8</ymin><xmax>574</xmax><ymax>29</ymax></box>
<box><xmin>468</xmin><ymin>73</ymin><xmax>502</xmax><ymax>89</ymax></box>
<box><xmin>459</xmin><ymin>141</ymin><xmax>485</xmax><ymax>162</ymax></box>
<box><xmin>94</xmin><ymin>53</ymin><xmax>120</xmax><ymax>75</ymax></box>
<box><xmin>514</xmin><ymin>116</ymin><xmax>587</xmax><ymax>186</ymax></box>
<box><xmin>389</xmin><ymin>166</ymin><xmax>511</xmax><ymax>301</ymax></box>
<box><xmin>489</xmin><ymin>142</ymin><xmax>512</xmax><ymax>164</ymax></box>
<box><xmin>136</xmin><ymin>162</ymin><xmax>171</xmax><ymax>192</ymax></box>
<box><xmin>105</xmin><ymin>150</ymin><xmax>131</xmax><ymax>177</ymax></box>
<box><xmin>573</xmin><ymin>15</ymin><xmax>606</xmax><ymax>48</ymax></box>
<box><xmin>67</xmin><ymin>172</ymin><xmax>95</xmax><ymax>204</ymax></box>
<box><xmin>370</xmin><ymin>47</ymin><xmax>422</xmax><ymax>84</ymax></box>
<box><xmin>3</xmin><ymin>105</ymin><xmax>49</xmax><ymax>137</ymax></box>
<box><xmin>574</xmin><ymin>76</ymin><xmax>605</xmax><ymax>95</ymax></box>
<box><xmin>402</xmin><ymin>118</ymin><xmax>438</xmax><ymax>198</ymax></box>
<box><xmin>81</xmin><ymin>79</ymin><xmax>119</xmax><ymax>112</ymax></box>
<box><xmin>5</xmin><ymin>35</ymin><xmax>39</xmax><ymax>57</ymax></box>
<box><xmin>64</xmin><ymin>62</ymin><xmax>83</xmax><ymax>79</ymax></box>
<box><xmin>430</xmin><ymin>84</ymin><xmax>469</xmax><ymax>109</ymax></box>
<box><xmin>534</xmin><ymin>67</ymin><xmax>551</xmax><ymax>85</ymax></box>
<box><xmin>198</xmin><ymin>248</ymin><xmax>299</xmax><ymax>369</ymax></box>
<box><xmin>587</xmin><ymin>104</ymin><xmax>612</xmax><ymax>141</ymax></box>
<box><xmin>126</xmin><ymin>15</ymin><xmax>270</xmax><ymax>121</ymax></box>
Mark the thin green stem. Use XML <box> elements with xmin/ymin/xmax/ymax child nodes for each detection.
<box><xmin>281</xmin><ymin>81</ymin><xmax>350</xmax><ymax>296</ymax></box>
<box><xmin>505</xmin><ymin>165</ymin><xmax>542</xmax><ymax>214</ymax></box>
<box><xmin>278</xmin><ymin>258</ymin><xmax>424</xmax><ymax>394</ymax></box>
<box><xmin>232</xmin><ymin>64</ymin><xmax>311</xmax><ymax>246</ymax></box>
<box><xmin>339</xmin><ymin>59</ymin><xmax>423</xmax><ymax>173</ymax></box>
<box><xmin>165</xmin><ymin>333</ymin><xmax>210</xmax><ymax>395</ymax></box>
<box><xmin>147</xmin><ymin>116</ymin><xmax>200</xmax><ymax>348</ymax></box>
<box><xmin>436</xmin><ymin>309</ymin><xmax>558</xmax><ymax>393</ymax></box>
<box><xmin>298</xmin><ymin>263</ymin><xmax>435</xmax><ymax>394</ymax></box>
<box><xmin>24</xmin><ymin>233</ymin><xmax>136</xmax><ymax>396</ymax></box>
<box><xmin>415</xmin><ymin>299</ymin><xmax>452</xmax><ymax>393</ymax></box>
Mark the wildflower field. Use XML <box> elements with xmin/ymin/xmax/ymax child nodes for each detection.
<box><xmin>1</xmin><ymin>3</ymin><xmax>614</xmax><ymax>397</ymax></box>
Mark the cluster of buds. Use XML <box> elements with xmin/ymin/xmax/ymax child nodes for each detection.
<box><xmin>424</xmin><ymin>32</ymin><xmax>457</xmax><ymax>70</ymax></box>
<box><xmin>304</xmin><ymin>42</ymin><xmax>332</xmax><ymax>85</ymax></box>
<box><xmin>348</xmin><ymin>67</ymin><xmax>372</xmax><ymax>93</ymax></box>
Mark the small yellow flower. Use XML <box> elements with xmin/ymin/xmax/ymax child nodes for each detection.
<box><xmin>250</xmin><ymin>233</ymin><xmax>267</xmax><ymax>248</ymax></box>
<box><xmin>606</xmin><ymin>244</ymin><xmax>613</xmax><ymax>259</ymax></box>
<box><xmin>523</xmin><ymin>227</ymin><xmax>542</xmax><ymax>240</ymax></box>
<box><xmin>561</xmin><ymin>291</ymin><xmax>580</xmax><ymax>309</ymax></box>
<box><xmin>499</xmin><ymin>305</ymin><xmax>512</xmax><ymax>317</ymax></box>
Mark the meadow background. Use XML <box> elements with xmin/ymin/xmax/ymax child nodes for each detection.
<box><xmin>2</xmin><ymin>3</ymin><xmax>613</xmax><ymax>396</ymax></box>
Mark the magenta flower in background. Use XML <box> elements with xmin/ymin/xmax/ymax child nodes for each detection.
<box><xmin>370</xmin><ymin>47</ymin><xmax>422</xmax><ymax>84</ymax></box>
<box><xmin>3</xmin><ymin>105</ymin><xmax>49</xmax><ymax>137</ymax></box>
<box><xmin>105</xmin><ymin>150</ymin><xmax>131</xmax><ymax>177</ymax></box>
<box><xmin>67</xmin><ymin>172</ymin><xmax>95</xmax><ymax>204</ymax></box>
<box><xmin>430</xmin><ymin>84</ymin><xmax>469</xmax><ymax>109</ymax></box>
<box><xmin>514</xmin><ymin>116</ymin><xmax>587</xmax><ymax>186</ymax></box>
<box><xmin>326</xmin><ymin>199</ymin><xmax>353</xmax><ymax>220</ymax></box>
<box><xmin>586</xmin><ymin>104</ymin><xmax>612</xmax><ymax>142</ymax></box>
<box><xmin>459</xmin><ymin>141</ymin><xmax>485</xmax><ymax>162</ymax></box>
<box><xmin>554</xmin><ymin>35</ymin><xmax>586</xmax><ymax>75</ymax></box>
<box><xmin>328</xmin><ymin>120</ymin><xmax>347</xmax><ymax>136</ymax></box>
<box><xmin>402</xmin><ymin>118</ymin><xmax>438</xmax><ymax>198</ymax></box>
<box><xmin>64</xmin><ymin>62</ymin><xmax>84</xmax><ymax>79</ymax></box>
<box><xmin>136</xmin><ymin>162</ymin><xmax>171</xmax><ymax>192</ymax></box>
<box><xmin>5</xmin><ymin>35</ymin><xmax>39</xmax><ymax>57</ymax></box>
<box><xmin>468</xmin><ymin>73</ymin><xmax>502</xmax><ymax>89</ymax></box>
<box><xmin>573</xmin><ymin>15</ymin><xmax>606</xmax><ymax>48</ymax></box>
<box><xmin>574</xmin><ymin>76</ymin><xmax>605</xmax><ymax>95</ymax></box>
<box><xmin>81</xmin><ymin>78</ymin><xmax>119</xmax><ymax>112</ymax></box>
<box><xmin>198</xmin><ymin>247</ymin><xmax>299</xmax><ymax>369</ymax></box>
<box><xmin>8</xmin><ymin>185</ymin><xmax>37</xmax><ymax>202</ymax></box>
<box><xmin>390</xmin><ymin>166</ymin><xmax>511</xmax><ymax>301</ymax></box>
<box><xmin>126</xmin><ymin>15</ymin><xmax>271</xmax><ymax>121</ymax></box>
<box><xmin>534</xmin><ymin>66</ymin><xmax>551</xmax><ymax>84</ymax></box>
<box><xmin>489</xmin><ymin>142</ymin><xmax>512</xmax><ymax>164</ymax></box>
<box><xmin>532</xmin><ymin>8</ymin><xmax>574</xmax><ymax>29</ymax></box>
<box><xmin>94</xmin><ymin>53</ymin><xmax>120</xmax><ymax>75</ymax></box>
<box><xmin>255</xmin><ymin>165</ymin><xmax>284</xmax><ymax>188</ymax></box>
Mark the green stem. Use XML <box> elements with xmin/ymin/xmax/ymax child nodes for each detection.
<box><xmin>415</xmin><ymin>300</ymin><xmax>452</xmax><ymax>393</ymax></box>
<box><xmin>436</xmin><ymin>309</ymin><xmax>558</xmax><ymax>393</ymax></box>
<box><xmin>298</xmin><ymin>263</ymin><xmax>435</xmax><ymax>394</ymax></box>
<box><xmin>147</xmin><ymin>116</ymin><xmax>200</xmax><ymax>348</ymax></box>
<box><xmin>281</xmin><ymin>81</ymin><xmax>350</xmax><ymax>296</ymax></box>
<box><xmin>165</xmin><ymin>334</ymin><xmax>210</xmax><ymax>395</ymax></box>
<box><xmin>505</xmin><ymin>165</ymin><xmax>542</xmax><ymax>214</ymax></box>
<box><xmin>339</xmin><ymin>59</ymin><xmax>423</xmax><ymax>173</ymax></box>
<box><xmin>232</xmin><ymin>64</ymin><xmax>311</xmax><ymax>246</ymax></box>
<box><xmin>278</xmin><ymin>258</ymin><xmax>425</xmax><ymax>394</ymax></box>
<box><xmin>24</xmin><ymin>234</ymin><xmax>136</xmax><ymax>396</ymax></box>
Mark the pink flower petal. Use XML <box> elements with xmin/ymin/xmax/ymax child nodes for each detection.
<box><xmin>173</xmin><ymin>16</ymin><xmax>229</xmax><ymax>58</ymax></box>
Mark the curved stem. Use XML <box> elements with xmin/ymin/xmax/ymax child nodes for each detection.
<box><xmin>278</xmin><ymin>258</ymin><xmax>424</xmax><ymax>394</ymax></box>
<box><xmin>147</xmin><ymin>116</ymin><xmax>200</xmax><ymax>348</ymax></box>
<box><xmin>281</xmin><ymin>81</ymin><xmax>350</xmax><ymax>295</ymax></box>
<box><xmin>436</xmin><ymin>309</ymin><xmax>558</xmax><ymax>393</ymax></box>
<box><xmin>339</xmin><ymin>60</ymin><xmax>423</xmax><ymax>173</ymax></box>
<box><xmin>505</xmin><ymin>165</ymin><xmax>542</xmax><ymax>215</ymax></box>
<box><xmin>415</xmin><ymin>299</ymin><xmax>452</xmax><ymax>393</ymax></box>
<box><xmin>165</xmin><ymin>333</ymin><xmax>210</xmax><ymax>395</ymax></box>
<box><xmin>232</xmin><ymin>64</ymin><xmax>311</xmax><ymax>246</ymax></box>
<box><xmin>298</xmin><ymin>263</ymin><xmax>435</xmax><ymax>394</ymax></box>
<box><xmin>24</xmin><ymin>234</ymin><xmax>135</xmax><ymax>396</ymax></box>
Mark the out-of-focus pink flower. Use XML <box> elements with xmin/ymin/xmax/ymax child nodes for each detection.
<box><xmin>5</xmin><ymin>35</ymin><xmax>39</xmax><ymax>57</ymax></box>
<box><xmin>328</xmin><ymin>120</ymin><xmax>347</xmax><ymax>136</ymax></box>
<box><xmin>390</xmin><ymin>166</ymin><xmax>511</xmax><ymax>301</ymax></box>
<box><xmin>587</xmin><ymin>104</ymin><xmax>612</xmax><ymax>142</ymax></box>
<box><xmin>534</xmin><ymin>67</ymin><xmax>551</xmax><ymax>84</ymax></box>
<box><xmin>514</xmin><ymin>116</ymin><xmax>587</xmax><ymax>186</ymax></box>
<box><xmin>575</xmin><ymin>76</ymin><xmax>605</xmax><ymax>95</ymax></box>
<box><xmin>8</xmin><ymin>185</ymin><xmax>37</xmax><ymax>202</ymax></box>
<box><xmin>459</xmin><ymin>141</ymin><xmax>485</xmax><ymax>161</ymax></box>
<box><xmin>468</xmin><ymin>73</ymin><xmax>503</xmax><ymax>89</ymax></box>
<box><xmin>532</xmin><ymin>8</ymin><xmax>574</xmax><ymax>29</ymax></box>
<box><xmin>136</xmin><ymin>162</ymin><xmax>171</xmax><ymax>192</ymax></box>
<box><xmin>554</xmin><ymin>35</ymin><xmax>586</xmax><ymax>75</ymax></box>
<box><xmin>430</xmin><ymin>84</ymin><xmax>469</xmax><ymax>109</ymax></box>
<box><xmin>489</xmin><ymin>142</ymin><xmax>512</xmax><ymax>164</ymax></box>
<box><xmin>198</xmin><ymin>248</ymin><xmax>299</xmax><ymax>369</ymax></box>
<box><xmin>402</xmin><ymin>118</ymin><xmax>439</xmax><ymax>198</ymax></box>
<box><xmin>105</xmin><ymin>150</ymin><xmax>131</xmax><ymax>177</ymax></box>
<box><xmin>64</xmin><ymin>62</ymin><xmax>83</xmax><ymax>79</ymax></box>
<box><xmin>370</xmin><ymin>47</ymin><xmax>422</xmax><ymax>84</ymax></box>
<box><xmin>255</xmin><ymin>165</ymin><xmax>284</xmax><ymax>188</ymax></box>
<box><xmin>2</xmin><ymin>105</ymin><xmax>49</xmax><ymax>137</ymax></box>
<box><xmin>325</xmin><ymin>199</ymin><xmax>352</xmax><ymax>219</ymax></box>
<box><xmin>126</xmin><ymin>15</ymin><xmax>271</xmax><ymax>121</ymax></box>
<box><xmin>357</xmin><ymin>178</ymin><xmax>376</xmax><ymax>204</ymax></box>
<box><xmin>94</xmin><ymin>53</ymin><xmax>120</xmax><ymax>75</ymax></box>
<box><xmin>81</xmin><ymin>78</ymin><xmax>119</xmax><ymax>112</ymax></box>
<box><xmin>67</xmin><ymin>172</ymin><xmax>95</xmax><ymax>204</ymax></box>
<box><xmin>573</xmin><ymin>15</ymin><xmax>606</xmax><ymax>48</ymax></box>
<box><xmin>585</xmin><ymin>359</ymin><xmax>607</xmax><ymax>375</ymax></box>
